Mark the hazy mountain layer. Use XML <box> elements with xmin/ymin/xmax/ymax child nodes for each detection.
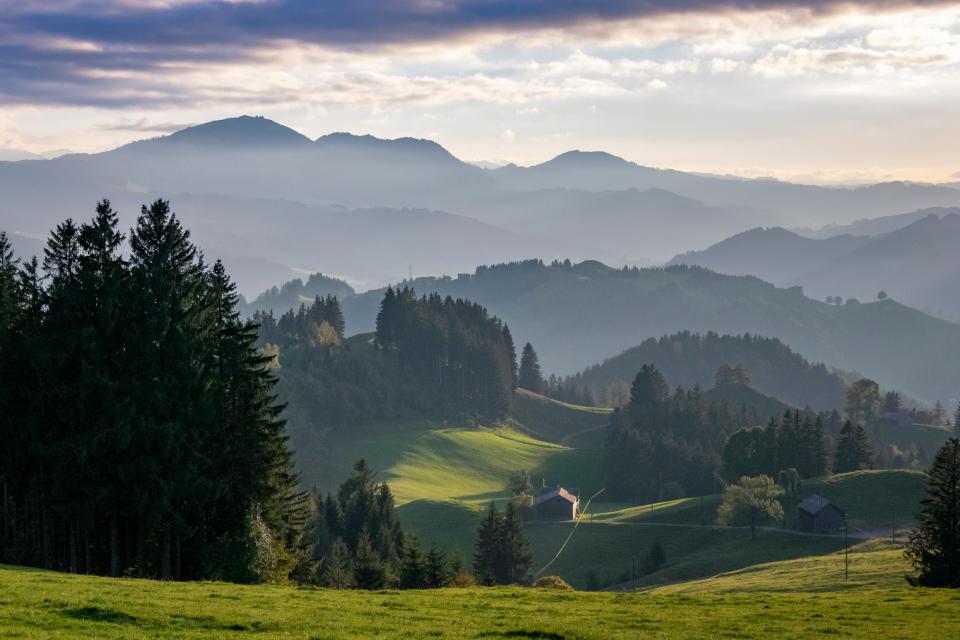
<box><xmin>671</xmin><ymin>211</ymin><xmax>960</xmax><ymax>316</ymax></box>
<box><xmin>4</xmin><ymin>116</ymin><xmax>960</xmax><ymax>295</ymax></box>
<box><xmin>325</xmin><ymin>260</ymin><xmax>960</xmax><ymax>404</ymax></box>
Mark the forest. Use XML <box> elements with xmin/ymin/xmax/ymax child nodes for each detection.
<box><xmin>0</xmin><ymin>200</ymin><xmax>303</xmax><ymax>581</ymax></box>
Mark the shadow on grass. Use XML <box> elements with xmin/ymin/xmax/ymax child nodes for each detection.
<box><xmin>61</xmin><ymin>606</ymin><xmax>139</xmax><ymax>624</ymax></box>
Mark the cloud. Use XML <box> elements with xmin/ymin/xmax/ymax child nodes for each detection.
<box><xmin>97</xmin><ymin>118</ymin><xmax>195</xmax><ymax>132</ymax></box>
<box><xmin>1</xmin><ymin>1</ymin><xmax>956</xmax><ymax>107</ymax></box>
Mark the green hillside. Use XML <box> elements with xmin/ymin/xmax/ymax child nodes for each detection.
<box><xmin>2</xmin><ymin>562</ymin><xmax>959</xmax><ymax>639</ymax></box>
<box><xmin>655</xmin><ymin>540</ymin><xmax>910</xmax><ymax>594</ymax></box>
<box><xmin>319</xmin><ymin>386</ymin><xmax>926</xmax><ymax>589</ymax></box>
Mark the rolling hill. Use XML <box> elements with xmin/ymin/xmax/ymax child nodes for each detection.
<box><xmin>671</xmin><ymin>211</ymin><xmax>960</xmax><ymax>316</ymax></box>
<box><xmin>567</xmin><ymin>332</ymin><xmax>850</xmax><ymax>411</ymax></box>
<box><xmin>333</xmin><ymin>260</ymin><xmax>958</xmax><ymax>403</ymax></box>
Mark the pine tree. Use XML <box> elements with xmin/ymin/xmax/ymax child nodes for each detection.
<box><xmin>518</xmin><ymin>342</ymin><xmax>544</xmax><ymax>393</ymax></box>
<box><xmin>497</xmin><ymin>502</ymin><xmax>532</xmax><ymax>584</ymax></box>
<box><xmin>322</xmin><ymin>538</ymin><xmax>354</xmax><ymax>589</ymax></box>
<box><xmin>399</xmin><ymin>536</ymin><xmax>425</xmax><ymax>589</ymax></box>
<box><xmin>906</xmin><ymin>439</ymin><xmax>960</xmax><ymax>587</ymax></box>
<box><xmin>473</xmin><ymin>503</ymin><xmax>500</xmax><ymax>586</ymax></box>
<box><xmin>424</xmin><ymin>544</ymin><xmax>449</xmax><ymax>588</ymax></box>
<box><xmin>834</xmin><ymin>420</ymin><xmax>873</xmax><ymax>473</ymax></box>
<box><xmin>353</xmin><ymin>529</ymin><xmax>387</xmax><ymax>589</ymax></box>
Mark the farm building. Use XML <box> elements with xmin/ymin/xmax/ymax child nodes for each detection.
<box><xmin>797</xmin><ymin>494</ymin><xmax>845</xmax><ymax>533</ymax></box>
<box><xmin>533</xmin><ymin>487</ymin><xmax>579</xmax><ymax>521</ymax></box>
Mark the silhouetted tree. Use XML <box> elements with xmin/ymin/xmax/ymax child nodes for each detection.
<box><xmin>906</xmin><ymin>439</ymin><xmax>960</xmax><ymax>587</ymax></box>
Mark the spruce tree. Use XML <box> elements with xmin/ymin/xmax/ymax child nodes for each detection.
<box><xmin>353</xmin><ymin>529</ymin><xmax>387</xmax><ymax>589</ymax></box>
<box><xmin>424</xmin><ymin>544</ymin><xmax>449</xmax><ymax>588</ymax></box>
<box><xmin>906</xmin><ymin>438</ymin><xmax>960</xmax><ymax>587</ymax></box>
<box><xmin>834</xmin><ymin>420</ymin><xmax>873</xmax><ymax>473</ymax></box>
<box><xmin>498</xmin><ymin>501</ymin><xmax>532</xmax><ymax>584</ymax></box>
<box><xmin>518</xmin><ymin>342</ymin><xmax>544</xmax><ymax>393</ymax></box>
<box><xmin>322</xmin><ymin>538</ymin><xmax>355</xmax><ymax>589</ymax></box>
<box><xmin>400</xmin><ymin>536</ymin><xmax>426</xmax><ymax>589</ymax></box>
<box><xmin>473</xmin><ymin>503</ymin><xmax>500</xmax><ymax>586</ymax></box>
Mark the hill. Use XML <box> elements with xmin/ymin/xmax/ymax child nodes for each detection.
<box><xmin>2</xmin><ymin>564</ymin><xmax>958</xmax><ymax>639</ymax></box>
<box><xmin>568</xmin><ymin>332</ymin><xmax>849</xmax><ymax>411</ymax></box>
<box><xmin>654</xmin><ymin>539</ymin><xmax>909</xmax><ymax>593</ymax></box>
<box><xmin>671</xmin><ymin>212</ymin><xmax>960</xmax><ymax>316</ymax></box>
<box><xmin>332</xmin><ymin>260</ymin><xmax>958</xmax><ymax>402</ymax></box>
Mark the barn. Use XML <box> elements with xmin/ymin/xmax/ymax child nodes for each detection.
<box><xmin>533</xmin><ymin>487</ymin><xmax>579</xmax><ymax>521</ymax></box>
<box><xmin>797</xmin><ymin>494</ymin><xmax>846</xmax><ymax>533</ymax></box>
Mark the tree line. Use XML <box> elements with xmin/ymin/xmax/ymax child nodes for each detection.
<box><xmin>0</xmin><ymin>200</ymin><xmax>304</xmax><ymax>581</ymax></box>
<box><xmin>602</xmin><ymin>364</ymin><xmax>782</xmax><ymax>502</ymax></box>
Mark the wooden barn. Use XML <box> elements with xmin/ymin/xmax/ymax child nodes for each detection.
<box><xmin>797</xmin><ymin>494</ymin><xmax>845</xmax><ymax>533</ymax></box>
<box><xmin>533</xmin><ymin>487</ymin><xmax>579</xmax><ymax>521</ymax></box>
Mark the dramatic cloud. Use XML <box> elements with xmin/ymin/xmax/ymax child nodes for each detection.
<box><xmin>0</xmin><ymin>1</ymin><xmax>956</xmax><ymax>105</ymax></box>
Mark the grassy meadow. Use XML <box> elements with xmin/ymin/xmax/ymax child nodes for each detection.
<box><xmin>2</xmin><ymin>559</ymin><xmax>959</xmax><ymax>640</ymax></box>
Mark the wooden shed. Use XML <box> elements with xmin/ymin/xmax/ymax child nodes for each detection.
<box><xmin>533</xmin><ymin>487</ymin><xmax>579</xmax><ymax>521</ymax></box>
<box><xmin>797</xmin><ymin>494</ymin><xmax>845</xmax><ymax>533</ymax></box>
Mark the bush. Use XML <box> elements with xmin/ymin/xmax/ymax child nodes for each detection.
<box><xmin>449</xmin><ymin>570</ymin><xmax>477</xmax><ymax>588</ymax></box>
<box><xmin>532</xmin><ymin>575</ymin><xmax>573</xmax><ymax>590</ymax></box>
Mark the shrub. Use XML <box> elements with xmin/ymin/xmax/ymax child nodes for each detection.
<box><xmin>533</xmin><ymin>575</ymin><xmax>573</xmax><ymax>590</ymax></box>
<box><xmin>450</xmin><ymin>570</ymin><xmax>477</xmax><ymax>588</ymax></box>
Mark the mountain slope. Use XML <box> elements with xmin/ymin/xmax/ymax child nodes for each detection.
<box><xmin>489</xmin><ymin>151</ymin><xmax>960</xmax><ymax>225</ymax></box>
<box><xmin>336</xmin><ymin>260</ymin><xmax>960</xmax><ymax>403</ymax></box>
<box><xmin>670</xmin><ymin>227</ymin><xmax>871</xmax><ymax>284</ymax></box>
<box><xmin>670</xmin><ymin>212</ymin><xmax>960</xmax><ymax>315</ymax></box>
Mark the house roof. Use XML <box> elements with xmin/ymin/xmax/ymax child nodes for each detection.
<box><xmin>798</xmin><ymin>494</ymin><xmax>842</xmax><ymax>516</ymax></box>
<box><xmin>534</xmin><ymin>487</ymin><xmax>578</xmax><ymax>506</ymax></box>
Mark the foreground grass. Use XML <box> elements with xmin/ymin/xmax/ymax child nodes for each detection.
<box><xmin>655</xmin><ymin>540</ymin><xmax>911</xmax><ymax>593</ymax></box>
<box><xmin>2</xmin><ymin>564</ymin><xmax>959</xmax><ymax>639</ymax></box>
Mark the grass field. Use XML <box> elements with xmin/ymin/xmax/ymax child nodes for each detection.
<box><xmin>315</xmin><ymin>394</ymin><xmax>930</xmax><ymax>590</ymax></box>
<box><xmin>655</xmin><ymin>540</ymin><xmax>911</xmax><ymax>594</ymax></box>
<box><xmin>2</xmin><ymin>562</ymin><xmax>959</xmax><ymax>639</ymax></box>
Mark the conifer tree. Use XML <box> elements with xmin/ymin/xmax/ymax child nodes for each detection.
<box><xmin>353</xmin><ymin>529</ymin><xmax>387</xmax><ymax>589</ymax></box>
<box><xmin>473</xmin><ymin>503</ymin><xmax>500</xmax><ymax>586</ymax></box>
<box><xmin>906</xmin><ymin>438</ymin><xmax>960</xmax><ymax>587</ymax></box>
<box><xmin>834</xmin><ymin>420</ymin><xmax>873</xmax><ymax>473</ymax></box>
<box><xmin>400</xmin><ymin>536</ymin><xmax>426</xmax><ymax>589</ymax></box>
<box><xmin>322</xmin><ymin>538</ymin><xmax>355</xmax><ymax>589</ymax></box>
<box><xmin>424</xmin><ymin>544</ymin><xmax>449</xmax><ymax>588</ymax></box>
<box><xmin>498</xmin><ymin>501</ymin><xmax>532</xmax><ymax>584</ymax></box>
<box><xmin>518</xmin><ymin>342</ymin><xmax>544</xmax><ymax>393</ymax></box>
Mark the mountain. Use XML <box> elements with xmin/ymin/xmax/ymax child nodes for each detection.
<box><xmin>4</xmin><ymin>116</ymin><xmax>960</xmax><ymax>295</ymax></box>
<box><xmin>489</xmin><ymin>152</ymin><xmax>960</xmax><ymax>226</ymax></box>
<box><xmin>567</xmin><ymin>332</ymin><xmax>850</xmax><ymax>411</ymax></box>
<box><xmin>670</xmin><ymin>228</ymin><xmax>871</xmax><ymax>284</ymax></box>
<box><xmin>796</xmin><ymin>207</ymin><xmax>960</xmax><ymax>239</ymax></box>
<box><xmin>670</xmin><ymin>212</ymin><xmax>960</xmax><ymax>316</ymax></box>
<box><xmin>122</xmin><ymin>115</ymin><xmax>313</xmax><ymax>149</ymax></box>
<box><xmin>0</xmin><ymin>148</ymin><xmax>43</xmax><ymax>161</ymax></box>
<box><xmin>325</xmin><ymin>260</ymin><xmax>960</xmax><ymax>403</ymax></box>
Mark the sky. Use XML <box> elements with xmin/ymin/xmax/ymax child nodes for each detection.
<box><xmin>1</xmin><ymin>0</ymin><xmax>960</xmax><ymax>184</ymax></box>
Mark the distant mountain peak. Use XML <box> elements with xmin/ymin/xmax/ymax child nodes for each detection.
<box><xmin>159</xmin><ymin>115</ymin><xmax>312</xmax><ymax>148</ymax></box>
<box><xmin>315</xmin><ymin>132</ymin><xmax>454</xmax><ymax>159</ymax></box>
<box><xmin>545</xmin><ymin>150</ymin><xmax>632</xmax><ymax>167</ymax></box>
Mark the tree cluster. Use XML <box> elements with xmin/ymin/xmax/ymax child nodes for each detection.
<box><xmin>376</xmin><ymin>287</ymin><xmax>517</xmax><ymax>419</ymax></box>
<box><xmin>473</xmin><ymin>502</ymin><xmax>532</xmax><ymax>585</ymax></box>
<box><xmin>0</xmin><ymin>201</ymin><xmax>304</xmax><ymax>582</ymax></box>
<box><xmin>722</xmin><ymin>411</ymin><xmax>828</xmax><ymax>481</ymax></box>
<box><xmin>305</xmin><ymin>460</ymin><xmax>457</xmax><ymax>590</ymax></box>
<box><xmin>602</xmin><ymin>364</ymin><xmax>781</xmax><ymax>502</ymax></box>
